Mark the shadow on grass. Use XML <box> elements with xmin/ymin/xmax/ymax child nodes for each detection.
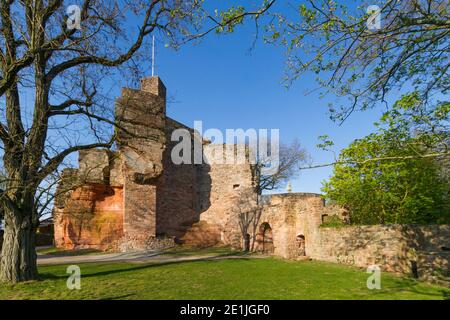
<box><xmin>367</xmin><ymin>276</ymin><xmax>450</xmax><ymax>299</ymax></box>
<box><xmin>39</xmin><ymin>253</ymin><xmax>252</xmax><ymax>281</ymax></box>
<box><xmin>442</xmin><ymin>290</ymin><xmax>450</xmax><ymax>300</ymax></box>
<box><xmin>160</xmin><ymin>246</ymin><xmax>248</xmax><ymax>257</ymax></box>
<box><xmin>37</xmin><ymin>247</ymin><xmax>102</xmax><ymax>257</ymax></box>
<box><xmin>103</xmin><ymin>294</ymin><xmax>135</xmax><ymax>300</ymax></box>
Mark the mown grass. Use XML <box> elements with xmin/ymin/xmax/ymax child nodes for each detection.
<box><xmin>37</xmin><ymin>247</ymin><xmax>102</xmax><ymax>257</ymax></box>
<box><xmin>160</xmin><ymin>246</ymin><xmax>245</xmax><ymax>257</ymax></box>
<box><xmin>1</xmin><ymin>257</ymin><xmax>449</xmax><ymax>300</ymax></box>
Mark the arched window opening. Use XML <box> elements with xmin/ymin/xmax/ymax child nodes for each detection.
<box><xmin>296</xmin><ymin>234</ymin><xmax>306</xmax><ymax>256</ymax></box>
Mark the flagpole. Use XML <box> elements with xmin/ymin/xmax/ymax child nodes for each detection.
<box><xmin>152</xmin><ymin>35</ymin><xmax>155</xmax><ymax>77</ymax></box>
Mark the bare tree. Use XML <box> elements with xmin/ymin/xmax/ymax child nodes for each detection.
<box><xmin>231</xmin><ymin>187</ymin><xmax>261</xmax><ymax>252</ymax></box>
<box><xmin>232</xmin><ymin>139</ymin><xmax>307</xmax><ymax>251</ymax></box>
<box><xmin>254</xmin><ymin>139</ymin><xmax>308</xmax><ymax>195</ymax></box>
<box><xmin>0</xmin><ymin>169</ymin><xmax>4</xmax><ymax>223</ymax></box>
<box><xmin>0</xmin><ymin>0</ymin><xmax>275</xmax><ymax>283</ymax></box>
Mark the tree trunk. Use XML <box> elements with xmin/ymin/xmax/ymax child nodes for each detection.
<box><xmin>243</xmin><ymin>233</ymin><xmax>250</xmax><ymax>252</ymax></box>
<box><xmin>0</xmin><ymin>214</ymin><xmax>38</xmax><ymax>283</ymax></box>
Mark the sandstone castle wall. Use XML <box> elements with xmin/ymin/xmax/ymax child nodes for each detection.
<box><xmin>54</xmin><ymin>76</ymin><xmax>255</xmax><ymax>251</ymax></box>
<box><xmin>309</xmin><ymin>225</ymin><xmax>449</xmax><ymax>282</ymax></box>
<box><xmin>53</xmin><ymin>76</ymin><xmax>449</xmax><ymax>283</ymax></box>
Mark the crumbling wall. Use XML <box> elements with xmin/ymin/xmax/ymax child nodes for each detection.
<box><xmin>320</xmin><ymin>204</ymin><xmax>349</xmax><ymax>223</ymax></box>
<box><xmin>77</xmin><ymin>149</ymin><xmax>124</xmax><ymax>186</ymax></box>
<box><xmin>246</xmin><ymin>191</ymin><xmax>450</xmax><ymax>281</ymax></box>
<box><xmin>115</xmin><ymin>77</ymin><xmax>166</xmax><ymax>251</ymax></box>
<box><xmin>182</xmin><ymin>144</ymin><xmax>256</xmax><ymax>247</ymax></box>
<box><xmin>253</xmin><ymin>194</ymin><xmax>449</xmax><ymax>282</ymax></box>
<box><xmin>54</xmin><ymin>184</ymin><xmax>124</xmax><ymax>250</ymax></box>
<box><xmin>52</xmin><ymin>76</ymin><xmax>260</xmax><ymax>251</ymax></box>
<box><xmin>258</xmin><ymin>193</ymin><xmax>324</xmax><ymax>258</ymax></box>
<box><xmin>309</xmin><ymin>224</ymin><xmax>450</xmax><ymax>281</ymax></box>
<box><xmin>54</xmin><ymin>151</ymin><xmax>124</xmax><ymax>251</ymax></box>
<box><xmin>51</xmin><ymin>77</ymin><xmax>447</xmax><ymax>284</ymax></box>
<box><xmin>156</xmin><ymin>118</ymin><xmax>198</xmax><ymax>238</ymax></box>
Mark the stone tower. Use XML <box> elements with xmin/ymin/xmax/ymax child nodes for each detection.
<box><xmin>115</xmin><ymin>76</ymin><xmax>167</xmax><ymax>250</ymax></box>
<box><xmin>53</xmin><ymin>76</ymin><xmax>258</xmax><ymax>251</ymax></box>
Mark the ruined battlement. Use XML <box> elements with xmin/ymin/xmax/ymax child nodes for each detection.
<box><xmin>140</xmin><ymin>76</ymin><xmax>166</xmax><ymax>98</ymax></box>
<box><xmin>54</xmin><ymin>76</ymin><xmax>258</xmax><ymax>251</ymax></box>
<box><xmin>261</xmin><ymin>192</ymin><xmax>323</xmax><ymax>204</ymax></box>
<box><xmin>52</xmin><ymin>76</ymin><xmax>450</xmax><ymax>283</ymax></box>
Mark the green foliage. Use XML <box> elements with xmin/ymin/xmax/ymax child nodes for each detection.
<box><xmin>265</xmin><ymin>1</ymin><xmax>449</xmax><ymax>122</ymax></box>
<box><xmin>317</xmin><ymin>134</ymin><xmax>334</xmax><ymax>151</ymax></box>
<box><xmin>323</xmin><ymin>137</ymin><xmax>449</xmax><ymax>224</ymax></box>
<box><xmin>216</xmin><ymin>6</ymin><xmax>246</xmax><ymax>33</ymax></box>
<box><xmin>322</xmin><ymin>95</ymin><xmax>450</xmax><ymax>225</ymax></box>
<box><xmin>320</xmin><ymin>215</ymin><xmax>346</xmax><ymax>228</ymax></box>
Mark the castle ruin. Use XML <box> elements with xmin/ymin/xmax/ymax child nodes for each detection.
<box><xmin>54</xmin><ymin>76</ymin><xmax>259</xmax><ymax>251</ymax></box>
<box><xmin>53</xmin><ymin>77</ymin><xmax>449</xmax><ymax>282</ymax></box>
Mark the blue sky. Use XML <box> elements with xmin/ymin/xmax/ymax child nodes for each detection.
<box><xmin>144</xmin><ymin>14</ymin><xmax>383</xmax><ymax>194</ymax></box>
<box><xmin>9</xmin><ymin>1</ymin><xmax>385</xmax><ymax>196</ymax></box>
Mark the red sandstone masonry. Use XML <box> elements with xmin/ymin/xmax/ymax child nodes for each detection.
<box><xmin>53</xmin><ymin>184</ymin><xmax>123</xmax><ymax>250</ymax></box>
<box><xmin>53</xmin><ymin>77</ymin><xmax>256</xmax><ymax>251</ymax></box>
<box><xmin>116</xmin><ymin>77</ymin><xmax>166</xmax><ymax>251</ymax></box>
<box><xmin>155</xmin><ymin>118</ymin><xmax>198</xmax><ymax>239</ymax></box>
<box><xmin>309</xmin><ymin>225</ymin><xmax>450</xmax><ymax>281</ymax></box>
<box><xmin>51</xmin><ymin>77</ymin><xmax>449</xmax><ymax>284</ymax></box>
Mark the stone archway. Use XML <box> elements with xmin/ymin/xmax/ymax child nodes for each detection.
<box><xmin>296</xmin><ymin>234</ymin><xmax>306</xmax><ymax>256</ymax></box>
<box><xmin>256</xmin><ymin>222</ymin><xmax>274</xmax><ymax>254</ymax></box>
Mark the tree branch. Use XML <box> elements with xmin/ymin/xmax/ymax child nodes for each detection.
<box><xmin>37</xmin><ymin>135</ymin><xmax>116</xmax><ymax>181</ymax></box>
<box><xmin>300</xmin><ymin>152</ymin><xmax>450</xmax><ymax>170</ymax></box>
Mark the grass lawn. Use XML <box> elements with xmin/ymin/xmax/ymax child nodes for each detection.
<box><xmin>36</xmin><ymin>245</ymin><xmax>237</xmax><ymax>258</ymax></box>
<box><xmin>160</xmin><ymin>246</ymin><xmax>244</xmax><ymax>257</ymax></box>
<box><xmin>37</xmin><ymin>247</ymin><xmax>102</xmax><ymax>256</ymax></box>
<box><xmin>1</xmin><ymin>257</ymin><xmax>449</xmax><ymax>300</ymax></box>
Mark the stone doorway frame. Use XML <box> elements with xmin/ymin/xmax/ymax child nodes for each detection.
<box><xmin>256</xmin><ymin>222</ymin><xmax>274</xmax><ymax>254</ymax></box>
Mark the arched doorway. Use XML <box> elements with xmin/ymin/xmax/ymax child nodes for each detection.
<box><xmin>296</xmin><ymin>234</ymin><xmax>306</xmax><ymax>256</ymax></box>
<box><xmin>256</xmin><ymin>222</ymin><xmax>274</xmax><ymax>254</ymax></box>
<box><xmin>243</xmin><ymin>233</ymin><xmax>251</xmax><ymax>252</ymax></box>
